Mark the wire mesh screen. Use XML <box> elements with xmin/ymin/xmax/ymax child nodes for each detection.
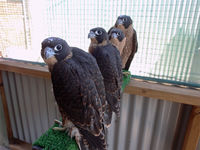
<box><xmin>0</xmin><ymin>0</ymin><xmax>26</xmax><ymax>54</ymax></box>
<box><xmin>0</xmin><ymin>0</ymin><xmax>200</xmax><ymax>84</ymax></box>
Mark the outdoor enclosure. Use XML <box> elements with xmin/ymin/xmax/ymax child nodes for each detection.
<box><xmin>0</xmin><ymin>0</ymin><xmax>200</xmax><ymax>150</ymax></box>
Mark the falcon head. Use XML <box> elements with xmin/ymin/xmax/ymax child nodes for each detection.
<box><xmin>108</xmin><ymin>28</ymin><xmax>125</xmax><ymax>42</ymax></box>
<box><xmin>88</xmin><ymin>27</ymin><xmax>109</xmax><ymax>46</ymax></box>
<box><xmin>108</xmin><ymin>28</ymin><xmax>126</xmax><ymax>54</ymax></box>
<box><xmin>115</xmin><ymin>15</ymin><xmax>132</xmax><ymax>29</ymax></box>
<box><xmin>41</xmin><ymin>37</ymin><xmax>72</xmax><ymax>71</ymax></box>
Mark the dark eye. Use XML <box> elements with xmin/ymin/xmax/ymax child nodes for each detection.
<box><xmin>95</xmin><ymin>30</ymin><xmax>102</xmax><ymax>35</ymax></box>
<box><xmin>122</xmin><ymin>18</ymin><xmax>127</xmax><ymax>22</ymax></box>
<box><xmin>54</xmin><ymin>44</ymin><xmax>62</xmax><ymax>51</ymax></box>
<box><xmin>117</xmin><ymin>32</ymin><xmax>121</xmax><ymax>36</ymax></box>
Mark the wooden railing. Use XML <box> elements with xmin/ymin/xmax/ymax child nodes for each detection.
<box><xmin>0</xmin><ymin>58</ymin><xmax>199</xmax><ymax>150</ymax></box>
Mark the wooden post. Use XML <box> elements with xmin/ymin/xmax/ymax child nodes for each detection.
<box><xmin>0</xmin><ymin>71</ymin><xmax>13</xmax><ymax>141</ymax></box>
<box><xmin>182</xmin><ymin>106</ymin><xmax>200</xmax><ymax>150</ymax></box>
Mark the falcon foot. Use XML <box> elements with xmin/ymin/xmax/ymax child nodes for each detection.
<box><xmin>67</xmin><ymin>126</ymin><xmax>82</xmax><ymax>150</ymax></box>
<box><xmin>54</xmin><ymin>119</ymin><xmax>62</xmax><ymax>125</ymax></box>
<box><xmin>53</xmin><ymin>119</ymin><xmax>67</xmax><ymax>131</ymax></box>
<box><xmin>123</xmin><ymin>71</ymin><xmax>131</xmax><ymax>77</ymax></box>
<box><xmin>53</xmin><ymin>119</ymin><xmax>82</xmax><ymax>150</ymax></box>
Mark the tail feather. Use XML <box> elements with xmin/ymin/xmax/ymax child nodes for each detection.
<box><xmin>103</xmin><ymin>105</ymin><xmax>113</xmax><ymax>127</ymax></box>
<box><xmin>79</xmin><ymin>128</ymin><xmax>107</xmax><ymax>150</ymax></box>
<box><xmin>79</xmin><ymin>139</ymin><xmax>89</xmax><ymax>150</ymax></box>
<box><xmin>106</xmin><ymin>92</ymin><xmax>120</xmax><ymax>116</ymax></box>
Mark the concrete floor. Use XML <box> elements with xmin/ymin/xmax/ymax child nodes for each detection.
<box><xmin>0</xmin><ymin>146</ymin><xmax>10</xmax><ymax>150</ymax></box>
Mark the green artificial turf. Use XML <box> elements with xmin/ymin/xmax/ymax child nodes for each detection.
<box><xmin>121</xmin><ymin>70</ymin><xmax>131</xmax><ymax>92</ymax></box>
<box><xmin>33</xmin><ymin>70</ymin><xmax>131</xmax><ymax>150</ymax></box>
<box><xmin>33</xmin><ymin>122</ymin><xmax>79</xmax><ymax>150</ymax></box>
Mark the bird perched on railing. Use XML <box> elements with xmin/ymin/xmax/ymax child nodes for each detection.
<box><xmin>41</xmin><ymin>37</ymin><xmax>107</xmax><ymax>150</ymax></box>
<box><xmin>88</xmin><ymin>27</ymin><xmax>122</xmax><ymax>126</ymax></box>
<box><xmin>108</xmin><ymin>15</ymin><xmax>138</xmax><ymax>71</ymax></box>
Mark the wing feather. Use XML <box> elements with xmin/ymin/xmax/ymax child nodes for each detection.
<box><xmin>91</xmin><ymin>44</ymin><xmax>122</xmax><ymax>116</ymax></box>
<box><xmin>51</xmin><ymin>48</ymin><xmax>107</xmax><ymax>149</ymax></box>
<box><xmin>124</xmin><ymin>28</ymin><xmax>138</xmax><ymax>70</ymax></box>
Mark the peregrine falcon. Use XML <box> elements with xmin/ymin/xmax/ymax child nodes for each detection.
<box><xmin>109</xmin><ymin>15</ymin><xmax>138</xmax><ymax>70</ymax></box>
<box><xmin>41</xmin><ymin>37</ymin><xmax>107</xmax><ymax>150</ymax></box>
<box><xmin>88</xmin><ymin>28</ymin><xmax>122</xmax><ymax>125</ymax></box>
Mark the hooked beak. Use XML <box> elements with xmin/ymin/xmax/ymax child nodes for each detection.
<box><xmin>115</xmin><ymin>19</ymin><xmax>123</xmax><ymax>26</ymax></box>
<box><xmin>88</xmin><ymin>31</ymin><xmax>96</xmax><ymax>39</ymax></box>
<box><xmin>111</xmin><ymin>33</ymin><xmax>118</xmax><ymax>39</ymax></box>
<box><xmin>44</xmin><ymin>47</ymin><xmax>55</xmax><ymax>59</ymax></box>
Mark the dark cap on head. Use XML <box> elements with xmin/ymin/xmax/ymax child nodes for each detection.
<box><xmin>108</xmin><ymin>28</ymin><xmax>125</xmax><ymax>42</ymax></box>
<box><xmin>41</xmin><ymin>37</ymin><xmax>71</xmax><ymax>62</ymax></box>
<box><xmin>115</xmin><ymin>15</ymin><xmax>132</xmax><ymax>29</ymax></box>
<box><xmin>88</xmin><ymin>27</ymin><xmax>108</xmax><ymax>44</ymax></box>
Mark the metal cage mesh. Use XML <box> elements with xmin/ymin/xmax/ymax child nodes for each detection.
<box><xmin>0</xmin><ymin>0</ymin><xmax>199</xmax><ymax>84</ymax></box>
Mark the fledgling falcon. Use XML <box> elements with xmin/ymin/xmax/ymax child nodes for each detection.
<box><xmin>88</xmin><ymin>27</ymin><xmax>122</xmax><ymax>125</ymax></box>
<box><xmin>109</xmin><ymin>15</ymin><xmax>138</xmax><ymax>70</ymax></box>
<box><xmin>108</xmin><ymin>28</ymin><xmax>126</xmax><ymax>55</ymax></box>
<box><xmin>41</xmin><ymin>37</ymin><xmax>107</xmax><ymax>150</ymax></box>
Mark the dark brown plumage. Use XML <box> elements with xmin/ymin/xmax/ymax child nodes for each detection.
<box><xmin>41</xmin><ymin>37</ymin><xmax>107</xmax><ymax>150</ymax></box>
<box><xmin>109</xmin><ymin>15</ymin><xmax>138</xmax><ymax>70</ymax></box>
<box><xmin>88</xmin><ymin>28</ymin><xmax>122</xmax><ymax>125</ymax></box>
